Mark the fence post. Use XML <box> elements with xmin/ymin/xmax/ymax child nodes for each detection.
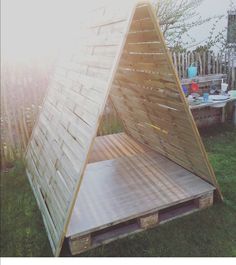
<box><xmin>207</xmin><ymin>51</ymin><xmax>211</xmax><ymax>74</ymax></box>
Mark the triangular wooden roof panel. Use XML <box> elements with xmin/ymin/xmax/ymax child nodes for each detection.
<box><xmin>25</xmin><ymin>1</ymin><xmax>221</xmax><ymax>256</ymax></box>
<box><xmin>110</xmin><ymin>4</ymin><xmax>217</xmax><ymax>184</ymax></box>
<box><xmin>25</xmin><ymin>0</ymin><xmax>136</xmax><ymax>255</ymax></box>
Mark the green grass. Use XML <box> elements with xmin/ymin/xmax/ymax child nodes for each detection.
<box><xmin>1</xmin><ymin>124</ymin><xmax>236</xmax><ymax>257</ymax></box>
<box><xmin>0</xmin><ymin>161</ymin><xmax>51</xmax><ymax>256</ymax></box>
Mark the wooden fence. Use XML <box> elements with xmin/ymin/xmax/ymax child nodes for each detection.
<box><xmin>171</xmin><ymin>51</ymin><xmax>235</xmax><ymax>88</ymax></box>
<box><xmin>1</xmin><ymin>51</ymin><xmax>235</xmax><ymax>166</ymax></box>
<box><xmin>1</xmin><ymin>62</ymin><xmax>52</xmax><ymax>165</ymax></box>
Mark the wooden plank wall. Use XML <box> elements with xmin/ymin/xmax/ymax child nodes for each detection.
<box><xmin>172</xmin><ymin>52</ymin><xmax>229</xmax><ymax>79</ymax></box>
<box><xmin>1</xmin><ymin>57</ymin><xmax>231</xmax><ymax>165</ymax></box>
<box><xmin>25</xmin><ymin>1</ymin><xmax>135</xmax><ymax>255</ymax></box>
<box><xmin>110</xmin><ymin>4</ymin><xmax>219</xmax><ymax>187</ymax></box>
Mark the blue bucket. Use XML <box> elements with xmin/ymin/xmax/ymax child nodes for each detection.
<box><xmin>188</xmin><ymin>64</ymin><xmax>197</xmax><ymax>78</ymax></box>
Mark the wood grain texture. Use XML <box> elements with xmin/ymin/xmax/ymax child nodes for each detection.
<box><xmin>88</xmin><ymin>132</ymin><xmax>150</xmax><ymax>163</ymax></box>
<box><xmin>25</xmin><ymin>1</ymin><xmax>136</xmax><ymax>255</ymax></box>
<box><xmin>110</xmin><ymin>3</ymin><xmax>221</xmax><ymax>191</ymax></box>
<box><xmin>67</xmin><ymin>133</ymin><xmax>215</xmax><ymax>237</ymax></box>
<box><xmin>25</xmin><ymin>1</ymin><xmax>221</xmax><ymax>256</ymax></box>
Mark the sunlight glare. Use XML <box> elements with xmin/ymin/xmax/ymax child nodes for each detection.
<box><xmin>1</xmin><ymin>0</ymin><xmax>92</xmax><ymax>63</ymax></box>
<box><xmin>2</xmin><ymin>0</ymin><xmax>138</xmax><ymax>63</ymax></box>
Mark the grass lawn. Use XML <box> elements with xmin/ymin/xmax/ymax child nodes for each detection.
<box><xmin>1</xmin><ymin>123</ymin><xmax>236</xmax><ymax>257</ymax></box>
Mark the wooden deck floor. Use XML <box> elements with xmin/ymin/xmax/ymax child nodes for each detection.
<box><xmin>67</xmin><ymin>133</ymin><xmax>215</xmax><ymax>237</ymax></box>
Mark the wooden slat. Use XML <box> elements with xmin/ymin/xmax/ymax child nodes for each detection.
<box><xmin>110</xmin><ymin>93</ymin><xmax>186</xmax><ymax>118</ymax></box>
<box><xmin>130</xmin><ymin>18</ymin><xmax>155</xmax><ymax>31</ymax></box>
<box><xmin>121</xmin><ymin>52</ymin><xmax>167</xmax><ymax>64</ymax></box>
<box><xmin>126</xmin><ymin>30</ymin><xmax>160</xmax><ymax>43</ymax></box>
<box><xmin>117</xmin><ymin>69</ymin><xmax>177</xmax><ymax>89</ymax></box>
<box><xmin>124</xmin><ymin>42</ymin><xmax>164</xmax><ymax>53</ymax></box>
<box><xmin>72</xmin><ymin>53</ymin><xmax>115</xmax><ymax>70</ymax></box>
<box><xmin>112</xmin><ymin>81</ymin><xmax>179</xmax><ymax>102</ymax></box>
<box><xmin>87</xmin><ymin>2</ymin><xmax>133</xmax><ymax>29</ymax></box>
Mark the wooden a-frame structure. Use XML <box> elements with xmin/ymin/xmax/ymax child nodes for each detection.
<box><xmin>25</xmin><ymin>0</ymin><xmax>222</xmax><ymax>256</ymax></box>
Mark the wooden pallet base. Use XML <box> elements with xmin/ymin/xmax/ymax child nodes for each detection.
<box><xmin>68</xmin><ymin>191</ymin><xmax>214</xmax><ymax>256</ymax></box>
<box><xmin>66</xmin><ymin>134</ymin><xmax>215</xmax><ymax>256</ymax></box>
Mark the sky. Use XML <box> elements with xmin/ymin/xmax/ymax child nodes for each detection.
<box><xmin>187</xmin><ymin>0</ymin><xmax>235</xmax><ymax>50</ymax></box>
<box><xmin>1</xmin><ymin>0</ymin><xmax>235</xmax><ymax>63</ymax></box>
<box><xmin>1</xmin><ymin>0</ymin><xmax>95</xmax><ymax>62</ymax></box>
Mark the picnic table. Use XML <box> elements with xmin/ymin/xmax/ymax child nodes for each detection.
<box><xmin>189</xmin><ymin>97</ymin><xmax>236</xmax><ymax>124</ymax></box>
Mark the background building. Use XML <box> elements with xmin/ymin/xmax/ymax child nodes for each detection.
<box><xmin>227</xmin><ymin>9</ymin><xmax>236</xmax><ymax>88</ymax></box>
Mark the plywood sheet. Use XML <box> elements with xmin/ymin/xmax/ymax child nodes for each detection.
<box><xmin>67</xmin><ymin>134</ymin><xmax>215</xmax><ymax>237</ymax></box>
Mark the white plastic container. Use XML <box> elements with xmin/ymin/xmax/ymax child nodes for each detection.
<box><xmin>221</xmin><ymin>79</ymin><xmax>228</xmax><ymax>93</ymax></box>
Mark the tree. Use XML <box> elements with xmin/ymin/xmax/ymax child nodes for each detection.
<box><xmin>227</xmin><ymin>1</ymin><xmax>236</xmax><ymax>45</ymax></box>
<box><xmin>153</xmin><ymin>0</ymin><xmax>222</xmax><ymax>49</ymax></box>
<box><xmin>202</xmin><ymin>1</ymin><xmax>236</xmax><ymax>52</ymax></box>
